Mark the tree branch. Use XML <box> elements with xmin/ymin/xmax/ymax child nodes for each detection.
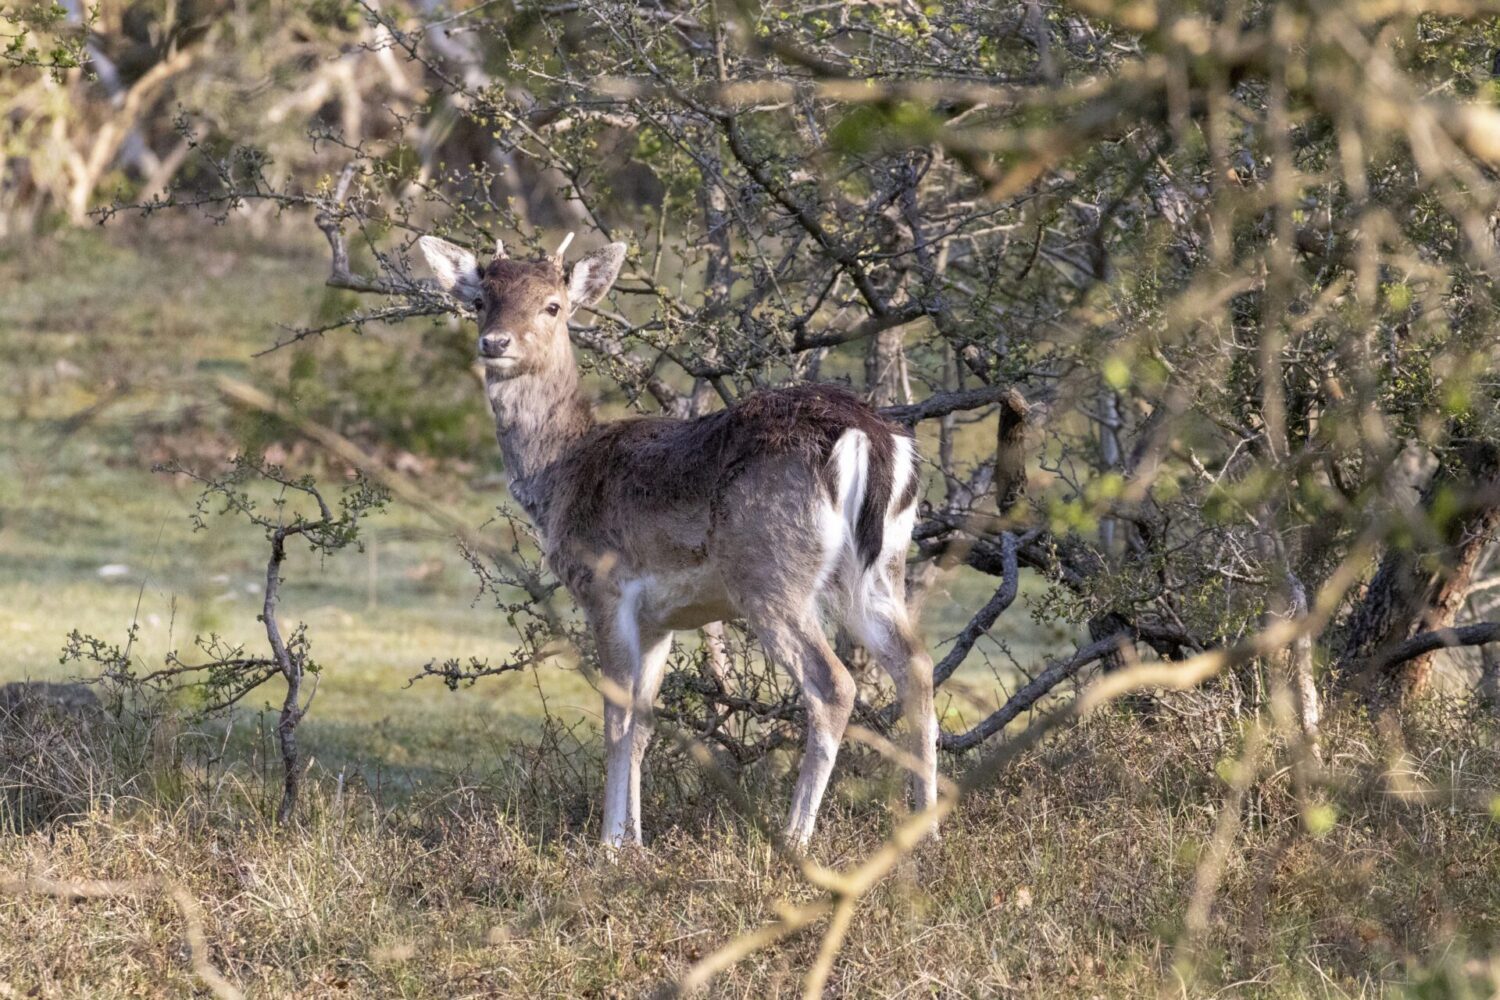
<box><xmin>1366</xmin><ymin>621</ymin><xmax>1500</xmax><ymax>675</ymax></box>
<box><xmin>881</xmin><ymin>384</ymin><xmax>1034</xmax><ymax>426</ymax></box>
<box><xmin>940</xmin><ymin>632</ymin><xmax>1132</xmax><ymax>752</ymax></box>
<box><xmin>933</xmin><ymin>532</ymin><xmax>1019</xmax><ymax>687</ymax></box>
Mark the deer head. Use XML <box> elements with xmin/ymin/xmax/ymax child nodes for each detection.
<box><xmin>419</xmin><ymin>233</ymin><xmax>627</xmax><ymax>379</ymax></box>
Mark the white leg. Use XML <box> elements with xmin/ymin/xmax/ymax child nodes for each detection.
<box><xmin>596</xmin><ymin>597</ymin><xmax>671</xmax><ymax>847</ymax></box>
<box><xmin>597</xmin><ymin>607</ymin><xmax>637</xmax><ymax>847</ymax></box>
<box><xmin>852</xmin><ymin>582</ymin><xmax>940</xmax><ymax>826</ymax></box>
<box><xmin>759</xmin><ymin>615</ymin><xmax>856</xmax><ymax>849</ymax></box>
<box><xmin>627</xmin><ymin>631</ymin><xmax>672</xmax><ymax>843</ymax></box>
<box><xmin>785</xmin><ymin>708</ymin><xmax>846</xmax><ymax>848</ymax></box>
<box><xmin>601</xmin><ymin>697</ymin><xmax>632</xmax><ymax>847</ymax></box>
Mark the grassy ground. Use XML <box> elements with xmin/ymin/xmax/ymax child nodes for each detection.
<box><xmin>5</xmin><ymin>696</ymin><xmax>1500</xmax><ymax>998</ymax></box>
<box><xmin>5</xmin><ymin>225</ymin><xmax>1499</xmax><ymax>998</ymax></box>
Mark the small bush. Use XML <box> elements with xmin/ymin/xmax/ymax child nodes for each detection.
<box><xmin>0</xmin><ymin>682</ymin><xmax>169</xmax><ymax>832</ymax></box>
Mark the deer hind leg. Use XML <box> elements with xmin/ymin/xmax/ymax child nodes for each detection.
<box><xmin>850</xmin><ymin>568</ymin><xmax>941</xmax><ymax>828</ymax></box>
<box><xmin>755</xmin><ymin>612</ymin><xmax>857</xmax><ymax>849</ymax></box>
<box><xmin>598</xmin><ymin>606</ymin><xmax>673</xmax><ymax>847</ymax></box>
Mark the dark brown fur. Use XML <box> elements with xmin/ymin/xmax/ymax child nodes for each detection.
<box><xmin>526</xmin><ymin>384</ymin><xmax>911</xmax><ymax>573</ymax></box>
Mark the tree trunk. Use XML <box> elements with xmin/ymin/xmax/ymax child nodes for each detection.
<box><xmin>1342</xmin><ymin>439</ymin><xmax>1500</xmax><ymax>704</ymax></box>
<box><xmin>1479</xmin><ymin>646</ymin><xmax>1500</xmax><ymax>711</ymax></box>
<box><xmin>865</xmin><ymin>328</ymin><xmax>907</xmax><ymax>407</ymax></box>
<box><xmin>1285</xmin><ymin>573</ymin><xmax>1320</xmax><ymax>753</ymax></box>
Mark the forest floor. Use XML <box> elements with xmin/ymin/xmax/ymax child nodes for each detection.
<box><xmin>2</xmin><ymin>226</ymin><xmax>1498</xmax><ymax>997</ymax></box>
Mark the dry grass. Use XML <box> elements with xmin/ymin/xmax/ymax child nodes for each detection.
<box><xmin>4</xmin><ymin>695</ymin><xmax>1500</xmax><ymax>998</ymax></box>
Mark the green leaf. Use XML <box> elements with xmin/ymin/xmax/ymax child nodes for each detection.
<box><xmin>1102</xmin><ymin>356</ymin><xmax>1131</xmax><ymax>389</ymax></box>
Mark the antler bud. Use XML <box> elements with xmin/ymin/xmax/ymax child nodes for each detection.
<box><xmin>555</xmin><ymin>231</ymin><xmax>575</xmax><ymax>261</ymax></box>
<box><xmin>494</xmin><ymin>237</ymin><xmax>505</xmax><ymax>258</ymax></box>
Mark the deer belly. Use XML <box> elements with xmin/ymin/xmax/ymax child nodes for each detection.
<box><xmin>635</xmin><ymin>568</ymin><xmax>733</xmax><ymax>630</ymax></box>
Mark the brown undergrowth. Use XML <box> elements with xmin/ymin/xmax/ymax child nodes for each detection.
<box><xmin>3</xmin><ymin>693</ymin><xmax>1499</xmax><ymax>998</ymax></box>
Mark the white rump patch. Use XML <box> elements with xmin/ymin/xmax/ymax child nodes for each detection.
<box><xmin>814</xmin><ymin>429</ymin><xmax>924</xmax><ymax>635</ymax></box>
<box><xmin>883</xmin><ymin>434</ymin><xmax>920</xmax><ymax>563</ymax></box>
<box><xmin>849</xmin><ymin>432</ymin><xmax>921</xmax><ymax>649</ymax></box>
<box><xmin>829</xmin><ymin>429</ymin><xmax>869</xmax><ymax>548</ymax></box>
<box><xmin>810</xmin><ymin>430</ymin><xmax>868</xmax><ymax>616</ymax></box>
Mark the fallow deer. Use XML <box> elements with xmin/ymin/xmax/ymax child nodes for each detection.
<box><xmin>420</xmin><ymin>232</ymin><xmax>939</xmax><ymax>847</ymax></box>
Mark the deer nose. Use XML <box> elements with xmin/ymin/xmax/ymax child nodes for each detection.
<box><xmin>478</xmin><ymin>333</ymin><xmax>511</xmax><ymax>358</ymax></box>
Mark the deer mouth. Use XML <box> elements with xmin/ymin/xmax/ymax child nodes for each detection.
<box><xmin>479</xmin><ymin>355</ymin><xmax>522</xmax><ymax>377</ymax></box>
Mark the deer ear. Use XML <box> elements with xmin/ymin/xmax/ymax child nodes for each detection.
<box><xmin>418</xmin><ymin>236</ymin><xmax>482</xmax><ymax>303</ymax></box>
<box><xmin>567</xmin><ymin>242</ymin><xmax>627</xmax><ymax>311</ymax></box>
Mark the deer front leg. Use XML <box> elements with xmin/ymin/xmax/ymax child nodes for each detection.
<box><xmin>626</xmin><ymin>631</ymin><xmax>672</xmax><ymax>843</ymax></box>
<box><xmin>596</xmin><ymin>608</ymin><xmax>672</xmax><ymax>848</ymax></box>
<box><xmin>601</xmin><ymin>694</ymin><xmax>632</xmax><ymax>847</ymax></box>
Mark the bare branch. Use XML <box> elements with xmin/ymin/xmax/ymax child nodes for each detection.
<box><xmin>1365</xmin><ymin>621</ymin><xmax>1500</xmax><ymax>675</ymax></box>
<box><xmin>940</xmin><ymin>632</ymin><xmax>1131</xmax><ymax>752</ymax></box>
<box><xmin>881</xmin><ymin>384</ymin><xmax>1036</xmax><ymax>426</ymax></box>
<box><xmin>933</xmin><ymin>532</ymin><xmax>1020</xmax><ymax>687</ymax></box>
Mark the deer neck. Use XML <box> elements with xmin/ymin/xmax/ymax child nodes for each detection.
<box><xmin>484</xmin><ymin>358</ymin><xmax>593</xmax><ymax>518</ymax></box>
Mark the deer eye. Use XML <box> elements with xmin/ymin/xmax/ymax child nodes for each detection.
<box><xmin>545</xmin><ymin>302</ymin><xmax>561</xmax><ymax>317</ymax></box>
<box><xmin>472</xmin><ymin>296</ymin><xmax>484</xmax><ymax>312</ymax></box>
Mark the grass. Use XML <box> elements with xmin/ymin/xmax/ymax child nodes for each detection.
<box><xmin>4</xmin><ymin>224</ymin><xmax>1498</xmax><ymax>997</ymax></box>
<box><xmin>5</xmin><ymin>695</ymin><xmax>1500</xmax><ymax>997</ymax></box>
